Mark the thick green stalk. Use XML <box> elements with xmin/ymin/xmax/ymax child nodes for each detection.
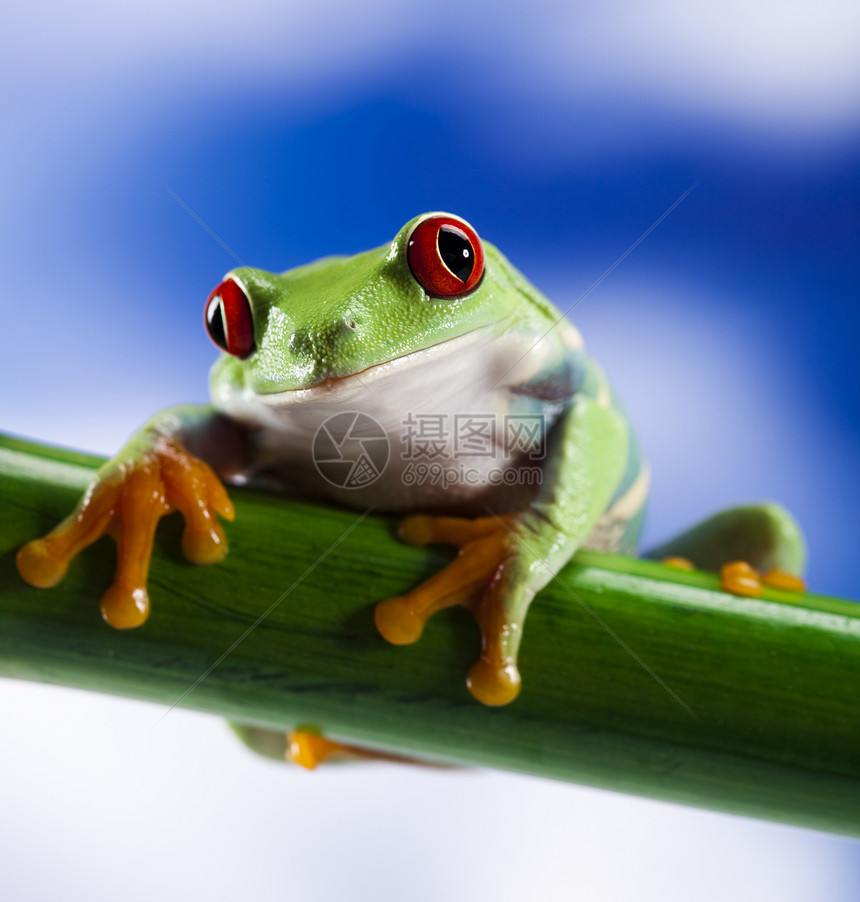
<box><xmin>1</xmin><ymin>433</ymin><xmax>859</xmax><ymax>835</ymax></box>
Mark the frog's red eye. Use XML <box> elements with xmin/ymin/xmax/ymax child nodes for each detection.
<box><xmin>407</xmin><ymin>214</ymin><xmax>484</xmax><ymax>298</ymax></box>
<box><xmin>204</xmin><ymin>279</ymin><xmax>256</xmax><ymax>358</ymax></box>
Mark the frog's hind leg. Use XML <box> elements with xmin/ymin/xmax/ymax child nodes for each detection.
<box><xmin>644</xmin><ymin>502</ymin><xmax>806</xmax><ymax>593</ymax></box>
<box><xmin>644</xmin><ymin>502</ymin><xmax>805</xmax><ymax>573</ymax></box>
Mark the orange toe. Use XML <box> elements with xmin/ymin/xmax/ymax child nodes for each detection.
<box><xmin>287</xmin><ymin>732</ymin><xmax>349</xmax><ymax>770</ymax></box>
<box><xmin>720</xmin><ymin>560</ymin><xmax>763</xmax><ymax>597</ymax></box>
<box><xmin>466</xmin><ymin>659</ymin><xmax>522</xmax><ymax>706</ymax></box>
<box><xmin>761</xmin><ymin>568</ymin><xmax>807</xmax><ymax>592</ymax></box>
<box><xmin>374</xmin><ymin>596</ymin><xmax>425</xmax><ymax>645</ymax></box>
<box><xmin>17</xmin><ymin>539</ymin><xmax>70</xmax><ymax>588</ymax></box>
<box><xmin>100</xmin><ymin>584</ymin><xmax>150</xmax><ymax>629</ymax></box>
<box><xmin>181</xmin><ymin>520</ymin><xmax>229</xmax><ymax>565</ymax></box>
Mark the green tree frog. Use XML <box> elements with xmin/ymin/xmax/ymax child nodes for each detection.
<box><xmin>16</xmin><ymin>212</ymin><xmax>806</xmax><ymax>708</ymax></box>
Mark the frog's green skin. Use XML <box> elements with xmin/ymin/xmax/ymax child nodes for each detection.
<box><xmin>203</xmin><ymin>214</ymin><xmax>645</xmax><ymax>530</ymax></box>
<box><xmin>196</xmin><ymin>213</ymin><xmax>801</xmax><ymax>565</ymax></box>
<box><xmin>19</xmin><ymin>212</ymin><xmax>805</xmax><ymax>721</ymax></box>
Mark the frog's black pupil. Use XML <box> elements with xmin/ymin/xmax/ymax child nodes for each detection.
<box><xmin>437</xmin><ymin>227</ymin><xmax>474</xmax><ymax>282</ymax></box>
<box><xmin>206</xmin><ymin>296</ymin><xmax>228</xmax><ymax>351</ymax></box>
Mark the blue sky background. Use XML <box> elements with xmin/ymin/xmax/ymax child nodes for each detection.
<box><xmin>1</xmin><ymin>2</ymin><xmax>859</xmax><ymax>899</ymax></box>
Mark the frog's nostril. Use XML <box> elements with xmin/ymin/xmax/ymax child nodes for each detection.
<box><xmin>343</xmin><ymin>317</ymin><xmax>357</xmax><ymax>331</ymax></box>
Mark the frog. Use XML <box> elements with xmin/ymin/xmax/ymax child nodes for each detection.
<box><xmin>16</xmin><ymin>212</ymin><xmax>806</xmax><ymax>718</ymax></box>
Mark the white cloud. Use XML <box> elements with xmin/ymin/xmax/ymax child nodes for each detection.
<box><xmin>554</xmin><ymin>0</ymin><xmax>860</xmax><ymax>128</ymax></box>
<box><xmin>3</xmin><ymin>0</ymin><xmax>859</xmax><ymax>134</ymax></box>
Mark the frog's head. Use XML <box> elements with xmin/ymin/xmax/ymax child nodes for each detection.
<box><xmin>204</xmin><ymin>213</ymin><xmax>553</xmax><ymax>405</ymax></box>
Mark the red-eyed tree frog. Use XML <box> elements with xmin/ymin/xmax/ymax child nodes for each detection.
<box><xmin>17</xmin><ymin>212</ymin><xmax>806</xmax><ymax>721</ymax></box>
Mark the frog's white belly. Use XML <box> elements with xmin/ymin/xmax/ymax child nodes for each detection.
<box><xmin>215</xmin><ymin>328</ymin><xmax>565</xmax><ymax>514</ymax></box>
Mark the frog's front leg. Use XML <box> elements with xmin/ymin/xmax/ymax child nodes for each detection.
<box><xmin>16</xmin><ymin>406</ymin><xmax>246</xmax><ymax>627</ymax></box>
<box><xmin>375</xmin><ymin>395</ymin><xmax>629</xmax><ymax>706</ymax></box>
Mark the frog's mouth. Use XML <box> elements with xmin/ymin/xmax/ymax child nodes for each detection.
<box><xmin>217</xmin><ymin>326</ymin><xmax>542</xmax><ymax>431</ymax></box>
<box><xmin>261</xmin><ymin>327</ymin><xmax>502</xmax><ymax>403</ymax></box>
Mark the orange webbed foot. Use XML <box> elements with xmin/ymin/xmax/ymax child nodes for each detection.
<box><xmin>760</xmin><ymin>568</ymin><xmax>807</xmax><ymax>592</ymax></box>
<box><xmin>719</xmin><ymin>560</ymin><xmax>807</xmax><ymax>597</ymax></box>
<box><xmin>375</xmin><ymin>513</ymin><xmax>526</xmax><ymax>706</ymax></box>
<box><xmin>287</xmin><ymin>731</ymin><xmax>354</xmax><ymax>770</ymax></box>
<box><xmin>17</xmin><ymin>435</ymin><xmax>234</xmax><ymax>628</ymax></box>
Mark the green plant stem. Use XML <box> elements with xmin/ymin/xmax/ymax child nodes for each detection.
<box><xmin>1</xmin><ymin>433</ymin><xmax>859</xmax><ymax>835</ymax></box>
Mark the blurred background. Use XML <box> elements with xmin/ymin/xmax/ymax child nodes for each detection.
<box><xmin>1</xmin><ymin>1</ymin><xmax>858</xmax><ymax>899</ymax></box>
